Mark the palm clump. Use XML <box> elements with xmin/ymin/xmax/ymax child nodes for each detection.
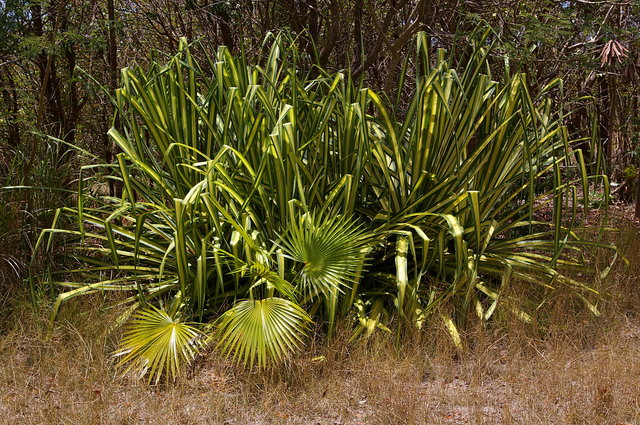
<box><xmin>40</xmin><ymin>29</ymin><xmax>614</xmax><ymax>383</ymax></box>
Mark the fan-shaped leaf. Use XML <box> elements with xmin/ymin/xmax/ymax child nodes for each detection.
<box><xmin>279</xmin><ymin>212</ymin><xmax>369</xmax><ymax>300</ymax></box>
<box><xmin>115</xmin><ymin>307</ymin><xmax>202</xmax><ymax>384</ymax></box>
<box><xmin>215</xmin><ymin>297</ymin><xmax>312</xmax><ymax>368</ymax></box>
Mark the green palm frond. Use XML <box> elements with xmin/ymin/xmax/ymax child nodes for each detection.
<box><xmin>279</xmin><ymin>211</ymin><xmax>369</xmax><ymax>300</ymax></box>
<box><xmin>115</xmin><ymin>307</ymin><xmax>202</xmax><ymax>384</ymax></box>
<box><xmin>215</xmin><ymin>297</ymin><xmax>312</xmax><ymax>369</ymax></box>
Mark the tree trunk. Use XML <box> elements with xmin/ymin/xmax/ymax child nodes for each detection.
<box><xmin>353</xmin><ymin>0</ymin><xmax>363</xmax><ymax>69</ymax></box>
<box><xmin>634</xmin><ymin>93</ymin><xmax>640</xmax><ymax>218</ymax></box>
<box><xmin>1</xmin><ymin>72</ymin><xmax>21</xmax><ymax>148</ymax></box>
<box><xmin>597</xmin><ymin>74</ymin><xmax>612</xmax><ymax>176</ymax></box>
<box><xmin>107</xmin><ymin>0</ymin><xmax>122</xmax><ymax>197</ymax></box>
<box><xmin>106</xmin><ymin>0</ymin><xmax>118</xmax><ymax>167</ymax></box>
<box><xmin>217</xmin><ymin>2</ymin><xmax>235</xmax><ymax>51</ymax></box>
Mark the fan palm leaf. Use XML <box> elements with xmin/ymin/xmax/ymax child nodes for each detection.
<box><xmin>279</xmin><ymin>211</ymin><xmax>369</xmax><ymax>299</ymax></box>
<box><xmin>215</xmin><ymin>297</ymin><xmax>312</xmax><ymax>369</ymax></box>
<box><xmin>115</xmin><ymin>307</ymin><xmax>202</xmax><ymax>384</ymax></box>
<box><xmin>278</xmin><ymin>211</ymin><xmax>370</xmax><ymax>335</ymax></box>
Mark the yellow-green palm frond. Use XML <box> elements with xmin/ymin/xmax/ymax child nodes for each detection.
<box><xmin>115</xmin><ymin>307</ymin><xmax>202</xmax><ymax>384</ymax></box>
<box><xmin>215</xmin><ymin>297</ymin><xmax>312</xmax><ymax>369</ymax></box>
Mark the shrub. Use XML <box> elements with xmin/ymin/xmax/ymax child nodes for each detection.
<box><xmin>39</xmin><ymin>29</ymin><xmax>615</xmax><ymax>382</ymax></box>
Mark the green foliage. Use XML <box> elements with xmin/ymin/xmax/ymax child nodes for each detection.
<box><xmin>39</xmin><ymin>29</ymin><xmax>615</xmax><ymax>382</ymax></box>
<box><xmin>115</xmin><ymin>307</ymin><xmax>202</xmax><ymax>384</ymax></box>
<box><xmin>0</xmin><ymin>0</ymin><xmax>27</xmax><ymax>53</ymax></box>
<box><xmin>278</xmin><ymin>211</ymin><xmax>369</xmax><ymax>334</ymax></box>
<box><xmin>624</xmin><ymin>165</ymin><xmax>637</xmax><ymax>181</ymax></box>
<box><xmin>215</xmin><ymin>298</ymin><xmax>312</xmax><ymax>369</ymax></box>
<box><xmin>0</xmin><ymin>138</ymin><xmax>74</xmax><ymax>301</ymax></box>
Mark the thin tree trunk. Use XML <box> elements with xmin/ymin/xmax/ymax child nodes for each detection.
<box><xmin>597</xmin><ymin>74</ymin><xmax>612</xmax><ymax>176</ymax></box>
<box><xmin>106</xmin><ymin>0</ymin><xmax>117</xmax><ymax>167</ymax></box>
<box><xmin>1</xmin><ymin>72</ymin><xmax>21</xmax><ymax>148</ymax></box>
<box><xmin>353</xmin><ymin>0</ymin><xmax>363</xmax><ymax>69</ymax></box>
<box><xmin>634</xmin><ymin>93</ymin><xmax>640</xmax><ymax>218</ymax></box>
<box><xmin>217</xmin><ymin>2</ymin><xmax>235</xmax><ymax>51</ymax></box>
<box><xmin>107</xmin><ymin>0</ymin><xmax>121</xmax><ymax>196</ymax></box>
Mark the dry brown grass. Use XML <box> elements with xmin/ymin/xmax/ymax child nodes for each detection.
<box><xmin>1</xmin><ymin>223</ymin><xmax>639</xmax><ymax>425</ymax></box>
